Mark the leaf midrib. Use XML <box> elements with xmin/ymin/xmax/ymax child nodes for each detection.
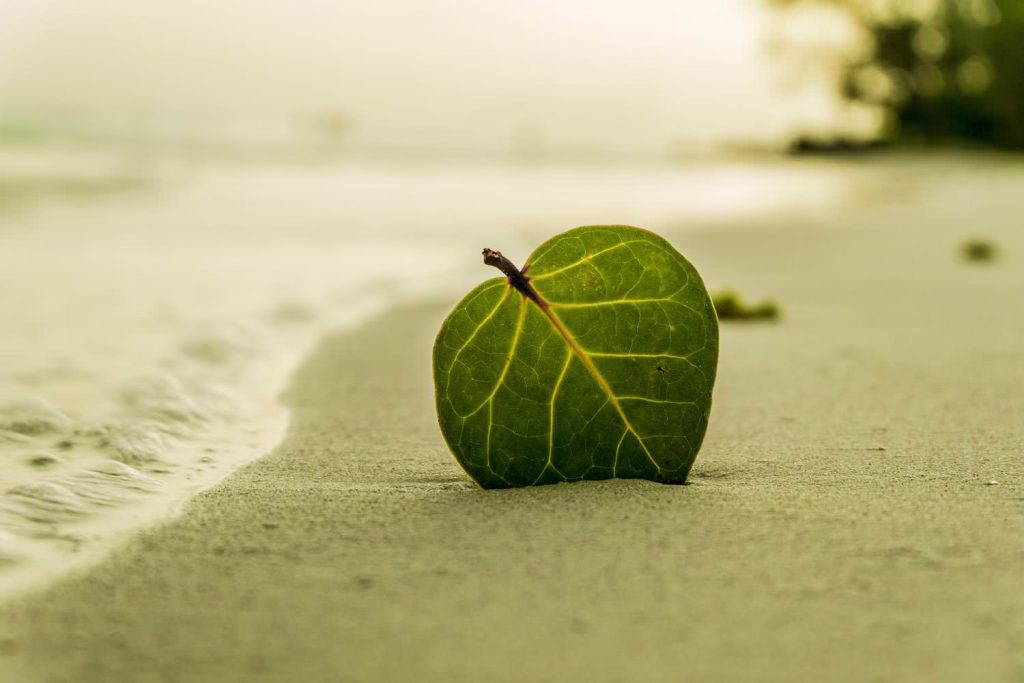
<box><xmin>528</xmin><ymin>293</ymin><xmax>662</xmax><ymax>473</ymax></box>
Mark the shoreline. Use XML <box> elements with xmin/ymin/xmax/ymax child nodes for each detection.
<box><xmin>0</xmin><ymin>268</ymin><xmax>472</xmax><ymax>600</ymax></box>
<box><xmin>2</xmin><ymin>214</ymin><xmax>1022</xmax><ymax>681</ymax></box>
<box><xmin>0</xmin><ymin>149</ymin><xmax>476</xmax><ymax>598</ymax></box>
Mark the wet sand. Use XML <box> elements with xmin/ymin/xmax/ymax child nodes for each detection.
<box><xmin>1</xmin><ymin>217</ymin><xmax>1023</xmax><ymax>682</ymax></box>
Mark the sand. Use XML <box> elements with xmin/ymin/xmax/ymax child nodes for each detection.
<box><xmin>0</xmin><ymin>150</ymin><xmax>835</xmax><ymax>588</ymax></box>
<box><xmin>0</xmin><ymin>150</ymin><xmax>1019</xmax><ymax>683</ymax></box>
<box><xmin>2</xmin><ymin>166</ymin><xmax>1024</xmax><ymax>681</ymax></box>
<box><xmin>0</xmin><ymin>150</ymin><xmax>1004</xmax><ymax>593</ymax></box>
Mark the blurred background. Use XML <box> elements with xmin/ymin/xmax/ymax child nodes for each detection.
<box><xmin>0</xmin><ymin>0</ymin><xmax>850</xmax><ymax>158</ymax></box>
<box><xmin>3</xmin><ymin>0</ymin><xmax>1021</xmax><ymax>158</ymax></box>
<box><xmin>1</xmin><ymin>0</ymin><xmax>1022</xmax><ymax>590</ymax></box>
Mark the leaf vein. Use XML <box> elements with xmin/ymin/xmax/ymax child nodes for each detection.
<box><xmin>532</xmin><ymin>349</ymin><xmax>573</xmax><ymax>485</ymax></box>
<box><xmin>482</xmin><ymin>297</ymin><xmax>527</xmax><ymax>465</ymax></box>
<box><xmin>444</xmin><ymin>284</ymin><xmax>512</xmax><ymax>406</ymax></box>
<box><xmin>528</xmin><ymin>239</ymin><xmax>647</xmax><ymax>281</ymax></box>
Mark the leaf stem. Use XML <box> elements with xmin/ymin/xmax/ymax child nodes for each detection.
<box><xmin>482</xmin><ymin>248</ymin><xmax>541</xmax><ymax>304</ymax></box>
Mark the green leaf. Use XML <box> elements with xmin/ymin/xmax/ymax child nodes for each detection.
<box><xmin>433</xmin><ymin>225</ymin><xmax>719</xmax><ymax>489</ymax></box>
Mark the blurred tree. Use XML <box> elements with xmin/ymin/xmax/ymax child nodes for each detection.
<box><xmin>771</xmin><ymin>0</ymin><xmax>1024</xmax><ymax>149</ymax></box>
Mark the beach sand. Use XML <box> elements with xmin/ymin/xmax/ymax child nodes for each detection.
<box><xmin>2</xmin><ymin>200</ymin><xmax>1023</xmax><ymax>681</ymax></box>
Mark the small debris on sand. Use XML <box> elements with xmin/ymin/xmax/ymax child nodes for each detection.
<box><xmin>711</xmin><ymin>289</ymin><xmax>780</xmax><ymax>321</ymax></box>
<box><xmin>960</xmin><ymin>238</ymin><xmax>998</xmax><ymax>263</ymax></box>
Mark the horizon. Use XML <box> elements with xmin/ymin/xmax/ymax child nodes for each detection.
<box><xmin>0</xmin><ymin>0</ymin><xmax>863</xmax><ymax>157</ymax></box>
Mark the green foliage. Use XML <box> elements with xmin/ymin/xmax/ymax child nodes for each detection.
<box><xmin>774</xmin><ymin>0</ymin><xmax>1024</xmax><ymax>149</ymax></box>
<box><xmin>712</xmin><ymin>290</ymin><xmax>780</xmax><ymax>321</ymax></box>
<box><xmin>433</xmin><ymin>226</ymin><xmax>719</xmax><ymax>489</ymax></box>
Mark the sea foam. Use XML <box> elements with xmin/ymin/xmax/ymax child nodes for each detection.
<box><xmin>0</xmin><ymin>206</ymin><xmax>464</xmax><ymax>597</ymax></box>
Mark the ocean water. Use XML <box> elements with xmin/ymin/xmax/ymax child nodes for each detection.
<box><xmin>0</xmin><ymin>147</ymin><xmax>1016</xmax><ymax>597</ymax></box>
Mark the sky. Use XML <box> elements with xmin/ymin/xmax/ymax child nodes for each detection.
<box><xmin>0</xmin><ymin>0</ymin><xmax>856</xmax><ymax>155</ymax></box>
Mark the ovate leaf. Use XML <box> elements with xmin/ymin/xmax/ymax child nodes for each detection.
<box><xmin>433</xmin><ymin>225</ymin><xmax>719</xmax><ymax>489</ymax></box>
